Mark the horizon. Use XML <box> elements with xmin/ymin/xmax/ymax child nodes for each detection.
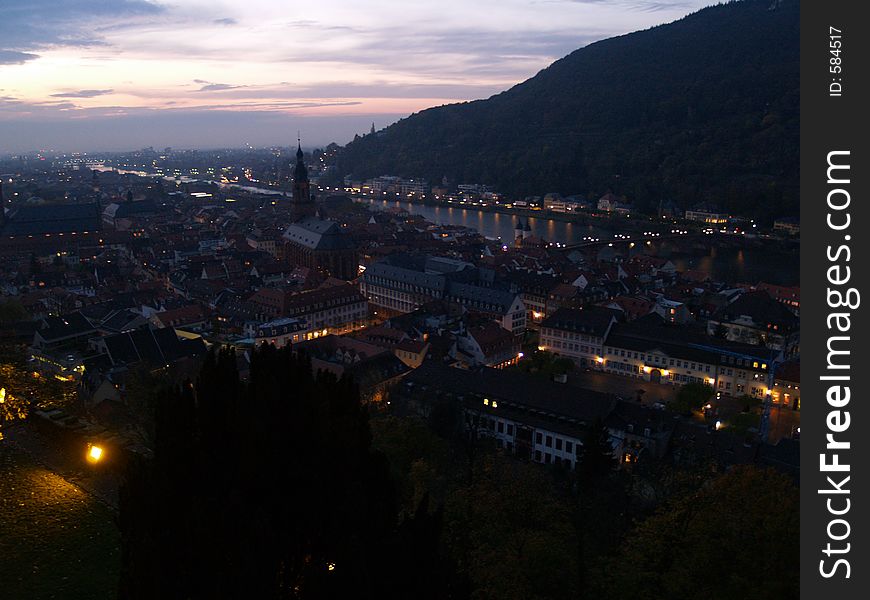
<box><xmin>0</xmin><ymin>0</ymin><xmax>714</xmax><ymax>155</ymax></box>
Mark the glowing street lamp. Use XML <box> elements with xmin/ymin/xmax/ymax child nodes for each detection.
<box><xmin>87</xmin><ymin>443</ymin><xmax>104</xmax><ymax>464</ymax></box>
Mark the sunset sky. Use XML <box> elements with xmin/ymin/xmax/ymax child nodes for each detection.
<box><xmin>0</xmin><ymin>0</ymin><xmax>712</xmax><ymax>153</ymax></box>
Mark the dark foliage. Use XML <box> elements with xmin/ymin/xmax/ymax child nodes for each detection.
<box><xmin>670</xmin><ymin>382</ymin><xmax>715</xmax><ymax>415</ymax></box>
<box><xmin>338</xmin><ymin>0</ymin><xmax>798</xmax><ymax>222</ymax></box>
<box><xmin>592</xmin><ymin>466</ymin><xmax>799</xmax><ymax>600</ymax></box>
<box><xmin>118</xmin><ymin>345</ymin><xmax>464</xmax><ymax>599</ymax></box>
<box><xmin>577</xmin><ymin>419</ymin><xmax>617</xmax><ymax>484</ymax></box>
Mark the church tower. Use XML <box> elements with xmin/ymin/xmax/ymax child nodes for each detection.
<box><xmin>290</xmin><ymin>139</ymin><xmax>316</xmax><ymax>221</ymax></box>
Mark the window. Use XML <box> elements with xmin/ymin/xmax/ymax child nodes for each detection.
<box><xmin>536</xmin><ymin>432</ymin><xmax>543</xmax><ymax>444</ymax></box>
<box><xmin>545</xmin><ymin>453</ymin><xmax>552</xmax><ymax>464</ymax></box>
<box><xmin>644</xmin><ymin>427</ymin><xmax>651</xmax><ymax>437</ymax></box>
<box><xmin>497</xmin><ymin>421</ymin><xmax>504</xmax><ymax>433</ymax></box>
<box><xmin>546</xmin><ymin>435</ymin><xmax>553</xmax><ymax>448</ymax></box>
<box><xmin>507</xmin><ymin>424</ymin><xmax>513</xmax><ymax>436</ymax></box>
<box><xmin>555</xmin><ymin>438</ymin><xmax>563</xmax><ymax>451</ymax></box>
<box><xmin>535</xmin><ymin>450</ymin><xmax>542</xmax><ymax>461</ymax></box>
<box><xmin>565</xmin><ymin>441</ymin><xmax>573</xmax><ymax>453</ymax></box>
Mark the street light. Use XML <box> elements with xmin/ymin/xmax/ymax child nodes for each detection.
<box><xmin>87</xmin><ymin>443</ymin><xmax>104</xmax><ymax>464</ymax></box>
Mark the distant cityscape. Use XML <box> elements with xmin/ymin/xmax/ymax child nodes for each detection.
<box><xmin>0</xmin><ymin>1</ymin><xmax>800</xmax><ymax>596</ymax></box>
<box><xmin>1</xmin><ymin>141</ymin><xmax>800</xmax><ymax>464</ymax></box>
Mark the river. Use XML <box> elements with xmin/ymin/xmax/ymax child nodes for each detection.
<box><xmin>360</xmin><ymin>198</ymin><xmax>799</xmax><ymax>286</ymax></box>
<box><xmin>91</xmin><ymin>168</ymin><xmax>798</xmax><ymax>286</ymax></box>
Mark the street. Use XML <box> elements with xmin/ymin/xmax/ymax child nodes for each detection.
<box><xmin>565</xmin><ymin>369</ymin><xmax>679</xmax><ymax>405</ymax></box>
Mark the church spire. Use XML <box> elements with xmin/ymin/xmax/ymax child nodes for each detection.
<box><xmin>290</xmin><ymin>135</ymin><xmax>315</xmax><ymax>221</ymax></box>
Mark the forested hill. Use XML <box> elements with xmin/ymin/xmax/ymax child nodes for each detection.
<box><xmin>337</xmin><ymin>0</ymin><xmax>799</xmax><ymax>222</ymax></box>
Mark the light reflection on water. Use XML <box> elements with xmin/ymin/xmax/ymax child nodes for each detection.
<box><xmin>362</xmin><ymin>198</ymin><xmax>798</xmax><ymax>286</ymax></box>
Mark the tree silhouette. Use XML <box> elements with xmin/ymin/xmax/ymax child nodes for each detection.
<box><xmin>577</xmin><ymin>418</ymin><xmax>615</xmax><ymax>485</ymax></box>
<box><xmin>593</xmin><ymin>466</ymin><xmax>798</xmax><ymax>600</ymax></box>
<box><xmin>118</xmin><ymin>345</ymin><xmax>464</xmax><ymax>599</ymax></box>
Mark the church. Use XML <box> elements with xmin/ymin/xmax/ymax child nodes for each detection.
<box><xmin>282</xmin><ymin>141</ymin><xmax>357</xmax><ymax>280</ymax></box>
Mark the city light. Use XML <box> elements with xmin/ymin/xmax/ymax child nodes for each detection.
<box><xmin>87</xmin><ymin>444</ymin><xmax>104</xmax><ymax>464</ymax></box>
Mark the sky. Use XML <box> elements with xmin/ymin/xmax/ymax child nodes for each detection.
<box><xmin>0</xmin><ymin>0</ymin><xmax>713</xmax><ymax>154</ymax></box>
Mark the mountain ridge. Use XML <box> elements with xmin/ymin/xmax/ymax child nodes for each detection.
<box><xmin>337</xmin><ymin>0</ymin><xmax>799</xmax><ymax>222</ymax></box>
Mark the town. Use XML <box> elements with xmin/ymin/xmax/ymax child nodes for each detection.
<box><xmin>0</xmin><ymin>142</ymin><xmax>800</xmax><ymax>480</ymax></box>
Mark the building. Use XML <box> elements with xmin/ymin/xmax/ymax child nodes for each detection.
<box><xmin>446</xmin><ymin>281</ymin><xmax>526</xmax><ymax>336</ymax></box>
<box><xmin>361</xmin><ymin>254</ymin><xmax>526</xmax><ymax>335</ymax></box>
<box><xmin>452</xmin><ymin>321</ymin><xmax>522</xmax><ymax>368</ymax></box>
<box><xmin>393</xmin><ymin>339</ymin><xmax>430</xmax><ymax>368</ymax></box>
<box><xmin>1</xmin><ymin>201</ymin><xmax>102</xmax><ymax>237</ymax></box>
<box><xmin>597</xmin><ymin>192</ymin><xmax>630</xmax><ymax>213</ymax></box>
<box><xmin>771</xmin><ymin>359</ymin><xmax>800</xmax><ymax>410</ymax></box>
<box><xmin>754</xmin><ymin>282</ymin><xmax>800</xmax><ymax>316</ymax></box>
<box><xmin>538</xmin><ymin>306</ymin><xmax>618</xmax><ymax>368</ymax></box>
<box><xmin>605</xmin><ymin>401</ymin><xmax>678</xmax><ymax>464</ymax></box>
<box><xmin>773</xmin><ymin>217</ymin><xmax>800</xmax><ymax>235</ymax></box>
<box><xmin>706</xmin><ymin>290</ymin><xmax>799</xmax><ymax>354</ymax></box>
<box><xmin>255</xmin><ymin>283</ymin><xmax>367</xmax><ymax>335</ymax></box>
<box><xmin>282</xmin><ymin>140</ymin><xmax>357</xmax><ymax>279</ymax></box>
<box><xmin>294</xmin><ymin>335</ymin><xmax>410</xmax><ymax>403</ymax></box>
<box><xmin>543</xmin><ymin>193</ymin><xmax>567</xmax><ymax>212</ymax></box>
<box><xmin>102</xmin><ymin>197</ymin><xmax>158</xmax><ymax>230</ymax></box>
<box><xmin>685</xmin><ymin>204</ymin><xmax>730</xmax><ymax>224</ymax></box>
<box><xmin>652</xmin><ymin>297</ymin><xmax>693</xmax><ymax>324</ymax></box>
<box><xmin>602</xmin><ymin>317</ymin><xmax>780</xmax><ymax>398</ymax></box>
<box><xmin>253</xmin><ymin>317</ymin><xmax>311</xmax><ymax>347</ymax></box>
<box><xmin>398</xmin><ymin>363</ymin><xmax>618</xmax><ymax>469</ymax></box>
<box><xmin>371</xmin><ymin>175</ymin><xmax>428</xmax><ymax>196</ymax></box>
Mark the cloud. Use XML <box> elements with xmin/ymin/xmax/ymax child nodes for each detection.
<box><xmin>0</xmin><ymin>0</ymin><xmax>166</xmax><ymax>57</ymax></box>
<box><xmin>547</xmin><ymin>0</ymin><xmax>694</xmax><ymax>12</ymax></box>
<box><xmin>203</xmin><ymin>81</ymin><xmax>508</xmax><ymax>101</ymax></box>
<box><xmin>195</xmin><ymin>83</ymin><xmax>245</xmax><ymax>92</ymax></box>
<box><xmin>0</xmin><ymin>50</ymin><xmax>40</xmax><ymax>65</ymax></box>
<box><xmin>213</xmin><ymin>17</ymin><xmax>237</xmax><ymax>26</ymax></box>
<box><xmin>50</xmin><ymin>89</ymin><xmax>114</xmax><ymax>98</ymax></box>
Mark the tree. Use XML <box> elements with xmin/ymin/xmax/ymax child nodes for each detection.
<box><xmin>670</xmin><ymin>382</ymin><xmax>714</xmax><ymax>415</ymax></box>
<box><xmin>576</xmin><ymin>419</ymin><xmax>616</xmax><ymax>484</ymax></box>
<box><xmin>0</xmin><ymin>299</ymin><xmax>28</xmax><ymax>324</ymax></box>
<box><xmin>118</xmin><ymin>345</ymin><xmax>464</xmax><ymax>599</ymax></box>
<box><xmin>444</xmin><ymin>455</ymin><xmax>579</xmax><ymax>600</ymax></box>
<box><xmin>0</xmin><ymin>340</ymin><xmax>74</xmax><ymax>439</ymax></box>
<box><xmin>593</xmin><ymin>466</ymin><xmax>798</xmax><ymax>600</ymax></box>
